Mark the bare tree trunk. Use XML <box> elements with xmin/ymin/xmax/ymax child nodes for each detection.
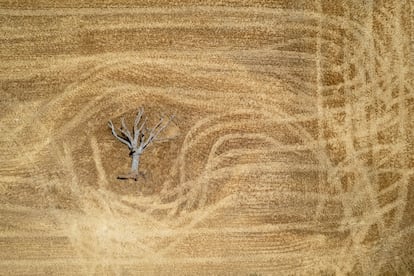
<box><xmin>117</xmin><ymin>152</ymin><xmax>141</xmax><ymax>181</ymax></box>
<box><xmin>130</xmin><ymin>152</ymin><xmax>141</xmax><ymax>174</ymax></box>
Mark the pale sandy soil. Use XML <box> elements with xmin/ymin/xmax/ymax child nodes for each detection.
<box><xmin>0</xmin><ymin>1</ymin><xmax>413</xmax><ymax>275</ymax></box>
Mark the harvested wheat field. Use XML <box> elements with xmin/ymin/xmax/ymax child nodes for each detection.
<box><xmin>0</xmin><ymin>0</ymin><xmax>413</xmax><ymax>275</ymax></box>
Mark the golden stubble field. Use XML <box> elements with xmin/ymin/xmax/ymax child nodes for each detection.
<box><xmin>0</xmin><ymin>0</ymin><xmax>413</xmax><ymax>275</ymax></box>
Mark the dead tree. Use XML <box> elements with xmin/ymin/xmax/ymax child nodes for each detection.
<box><xmin>108</xmin><ymin>107</ymin><xmax>175</xmax><ymax>181</ymax></box>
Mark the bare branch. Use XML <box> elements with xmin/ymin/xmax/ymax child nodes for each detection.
<box><xmin>152</xmin><ymin>117</ymin><xmax>164</xmax><ymax>133</ymax></box>
<box><xmin>120</xmin><ymin>117</ymin><xmax>133</xmax><ymax>141</ymax></box>
<box><xmin>142</xmin><ymin>115</ymin><xmax>175</xmax><ymax>149</ymax></box>
<box><xmin>133</xmin><ymin>107</ymin><xmax>145</xmax><ymax>134</ymax></box>
<box><xmin>142</xmin><ymin>119</ymin><xmax>163</xmax><ymax>148</ymax></box>
<box><xmin>138</xmin><ymin>133</ymin><xmax>145</xmax><ymax>146</ymax></box>
<box><xmin>108</xmin><ymin>120</ymin><xmax>132</xmax><ymax>148</ymax></box>
<box><xmin>152</xmin><ymin>115</ymin><xmax>175</xmax><ymax>140</ymax></box>
<box><xmin>134</xmin><ymin>117</ymin><xmax>147</xmax><ymax>142</ymax></box>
